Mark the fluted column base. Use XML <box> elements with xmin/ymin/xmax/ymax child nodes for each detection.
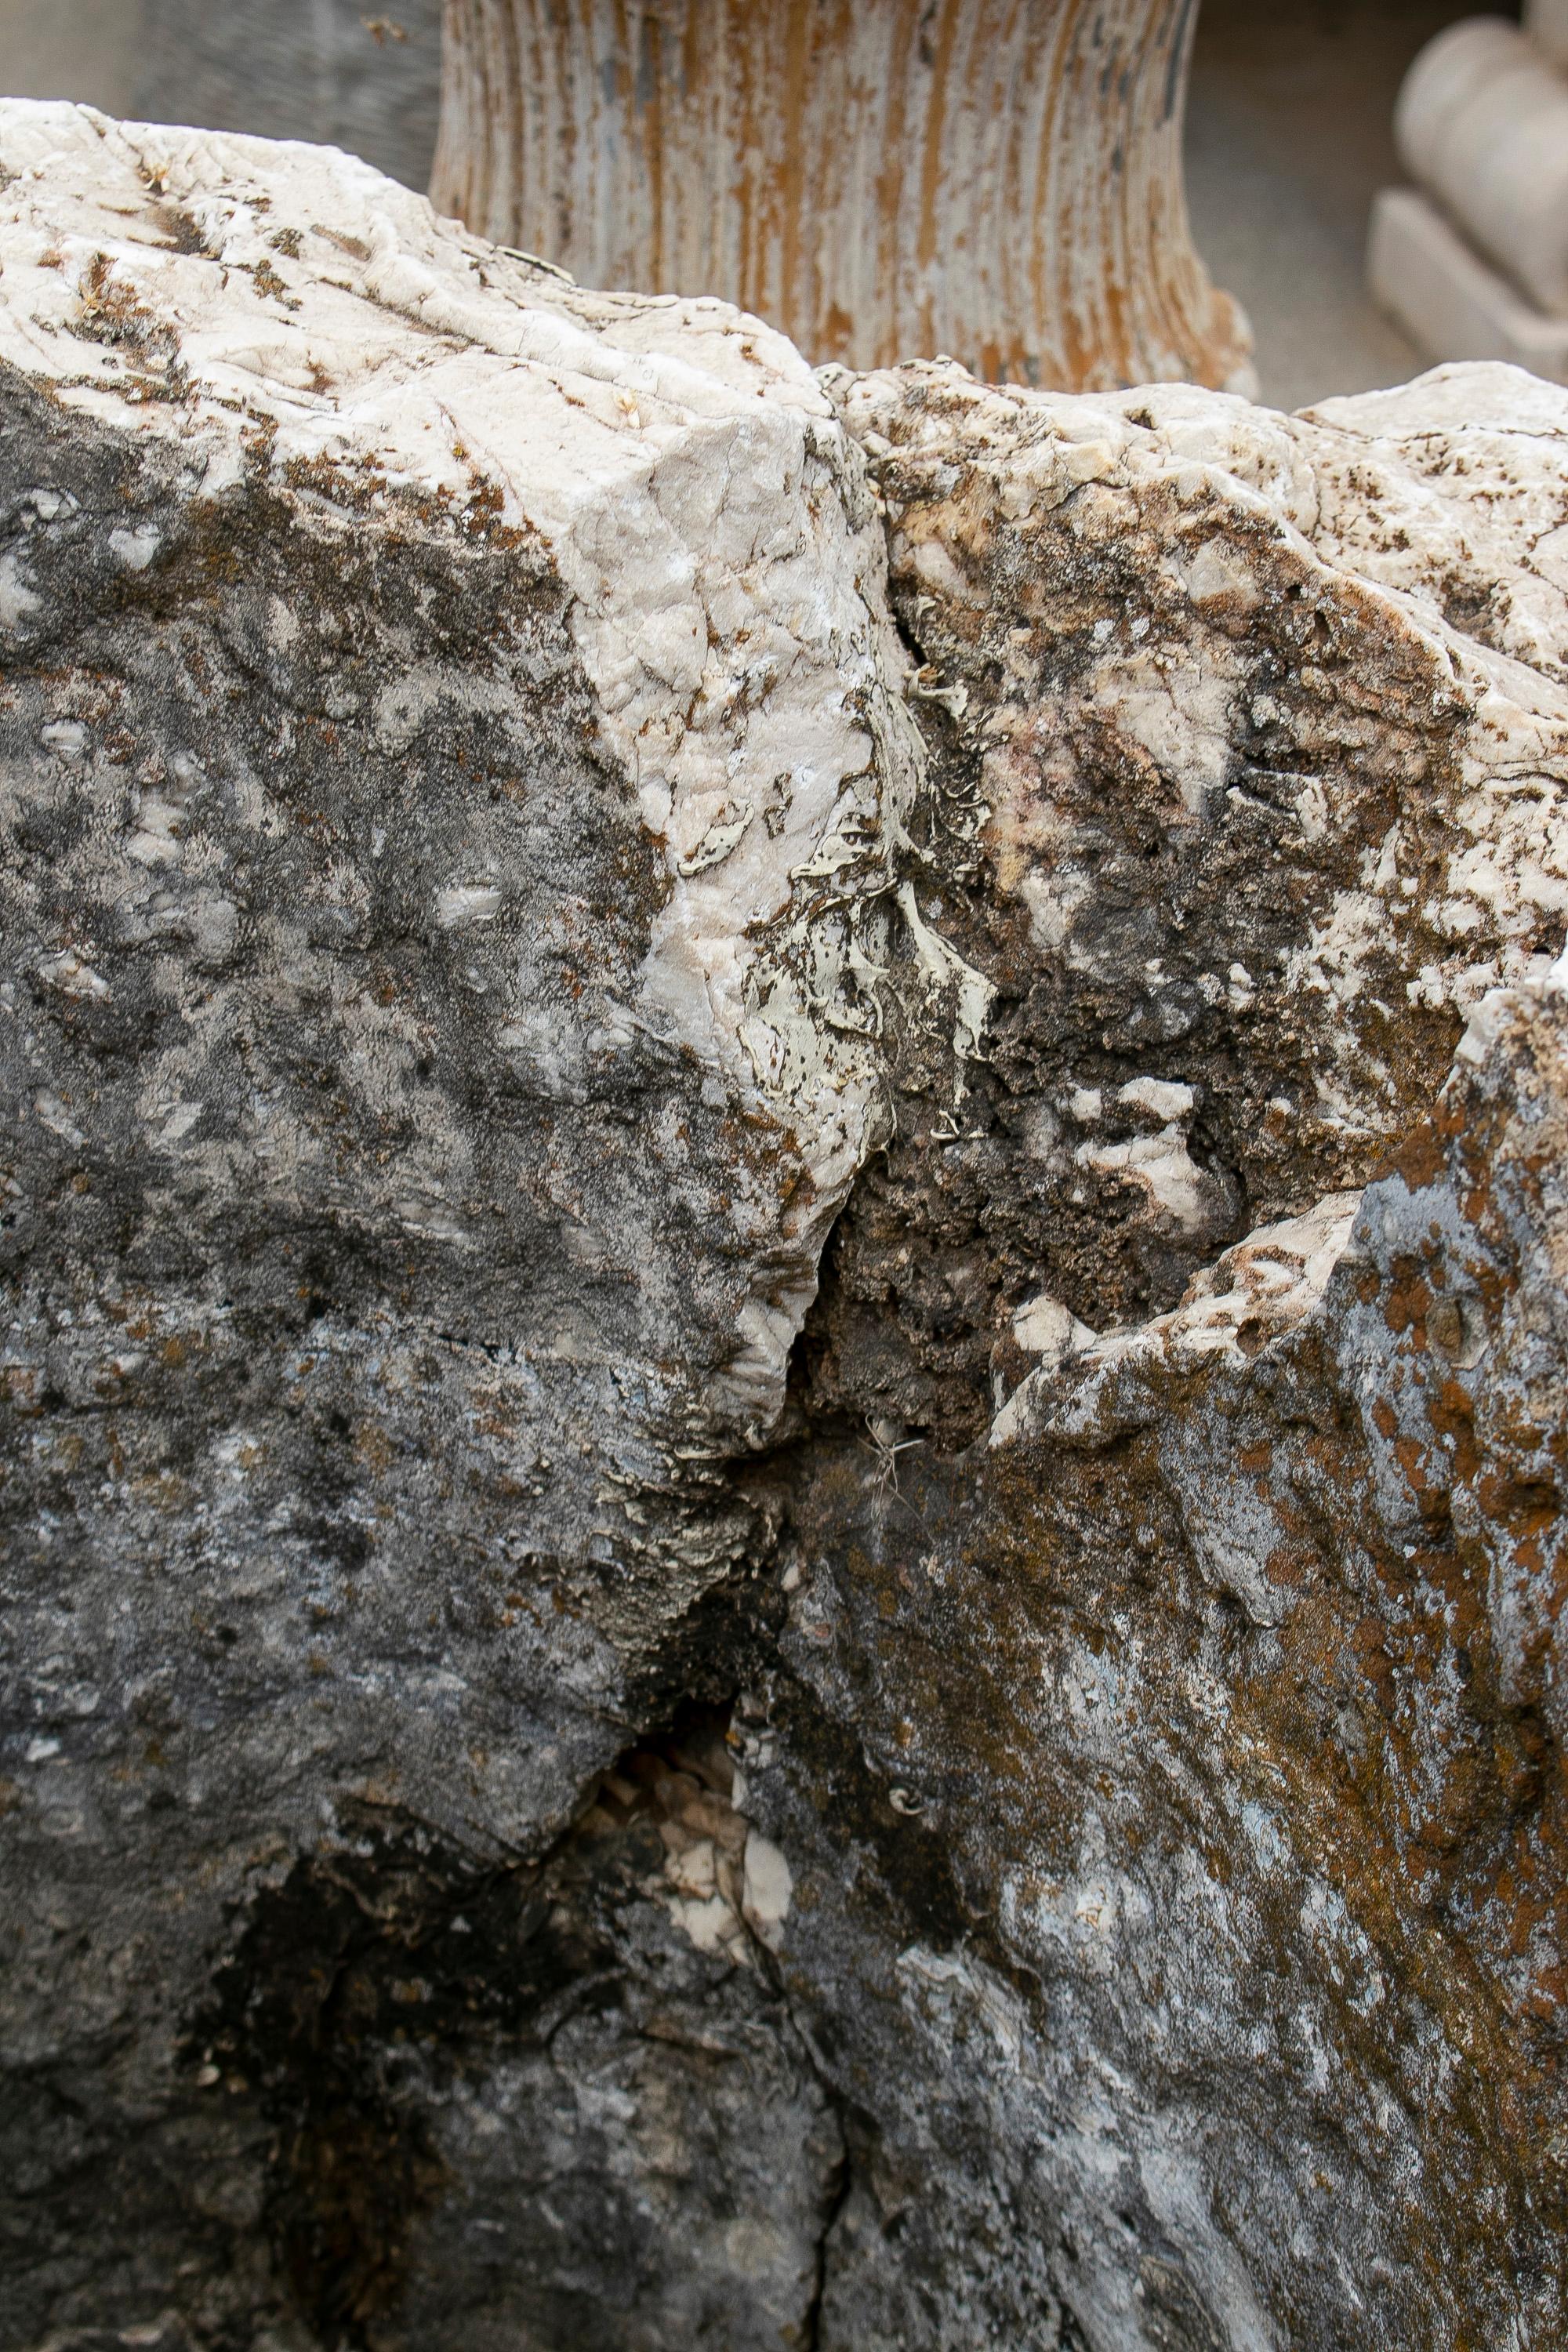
<box><xmin>432</xmin><ymin>0</ymin><xmax>1254</xmax><ymax>393</ymax></box>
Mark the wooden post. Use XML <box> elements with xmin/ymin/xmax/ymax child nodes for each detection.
<box><xmin>431</xmin><ymin>0</ymin><xmax>1254</xmax><ymax>393</ymax></box>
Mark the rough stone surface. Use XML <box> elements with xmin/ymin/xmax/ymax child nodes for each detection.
<box><xmin>0</xmin><ymin>100</ymin><xmax>912</xmax><ymax>2352</ymax></box>
<box><xmin>808</xmin><ymin>358</ymin><xmax>1568</xmax><ymax>1443</ymax></box>
<box><xmin>2</xmin><ymin>101</ymin><xmax>1566</xmax><ymax>2352</ymax></box>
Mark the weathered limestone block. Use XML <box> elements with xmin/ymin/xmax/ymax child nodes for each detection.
<box><xmin>0</xmin><ymin>94</ymin><xmax>915</xmax><ymax>1657</ymax></box>
<box><xmin>745</xmin><ymin>365</ymin><xmax>1568</xmax><ymax>2348</ymax></box>
<box><xmin>0</xmin><ymin>97</ymin><xmax>916</xmax><ymax>2350</ymax></box>
<box><xmin>2</xmin><ymin>97</ymin><xmax>1567</xmax><ymax>2352</ymax></box>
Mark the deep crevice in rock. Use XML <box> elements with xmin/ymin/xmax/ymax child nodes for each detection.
<box><xmin>184</xmin><ymin>1692</ymin><xmax>847</xmax><ymax>2350</ymax></box>
<box><xmin>186</xmin><ymin>1813</ymin><xmax>584</xmax><ymax>2347</ymax></box>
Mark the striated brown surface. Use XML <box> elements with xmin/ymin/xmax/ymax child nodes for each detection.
<box><xmin>2</xmin><ymin>101</ymin><xmax>1566</xmax><ymax>2352</ymax></box>
<box><xmin>754</xmin><ymin>973</ymin><xmax>1568</xmax><ymax>2349</ymax></box>
<box><xmin>432</xmin><ymin>0</ymin><xmax>1254</xmax><ymax>393</ymax></box>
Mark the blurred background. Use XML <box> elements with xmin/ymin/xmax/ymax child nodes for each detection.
<box><xmin>1187</xmin><ymin>0</ymin><xmax>1519</xmax><ymax>405</ymax></box>
<box><xmin>0</xmin><ymin>0</ymin><xmax>1523</xmax><ymax>409</ymax></box>
<box><xmin>0</xmin><ymin>0</ymin><xmax>445</xmax><ymax>191</ymax></box>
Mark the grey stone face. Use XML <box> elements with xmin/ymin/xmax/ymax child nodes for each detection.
<box><xmin>0</xmin><ymin>356</ymin><xmax>774</xmax><ymax>2137</ymax></box>
<box><xmin>3</xmin><ymin>100</ymin><xmax>1568</xmax><ymax>2352</ymax></box>
<box><xmin>0</xmin><ymin>100</ymin><xmax>895</xmax><ymax>2352</ymax></box>
<box><xmin>0</xmin><ymin>292</ymin><xmax>772</xmax><ymax>2352</ymax></box>
<box><xmin>751</xmin><ymin>973</ymin><xmax>1568</xmax><ymax>2352</ymax></box>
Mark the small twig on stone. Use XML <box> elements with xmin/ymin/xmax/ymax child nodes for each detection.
<box><xmin>859</xmin><ymin>1416</ymin><xmax>924</xmax><ymax>1507</ymax></box>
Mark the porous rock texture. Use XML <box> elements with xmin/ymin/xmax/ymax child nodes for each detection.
<box><xmin>2</xmin><ymin>99</ymin><xmax>1566</xmax><ymax>2352</ymax></box>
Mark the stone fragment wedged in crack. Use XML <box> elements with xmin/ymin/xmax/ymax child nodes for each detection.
<box><xmin>805</xmin><ymin>357</ymin><xmax>1568</xmax><ymax>1444</ymax></box>
<box><xmin>991</xmin><ymin>1186</ymin><xmax>1364</xmax><ymax>1453</ymax></box>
